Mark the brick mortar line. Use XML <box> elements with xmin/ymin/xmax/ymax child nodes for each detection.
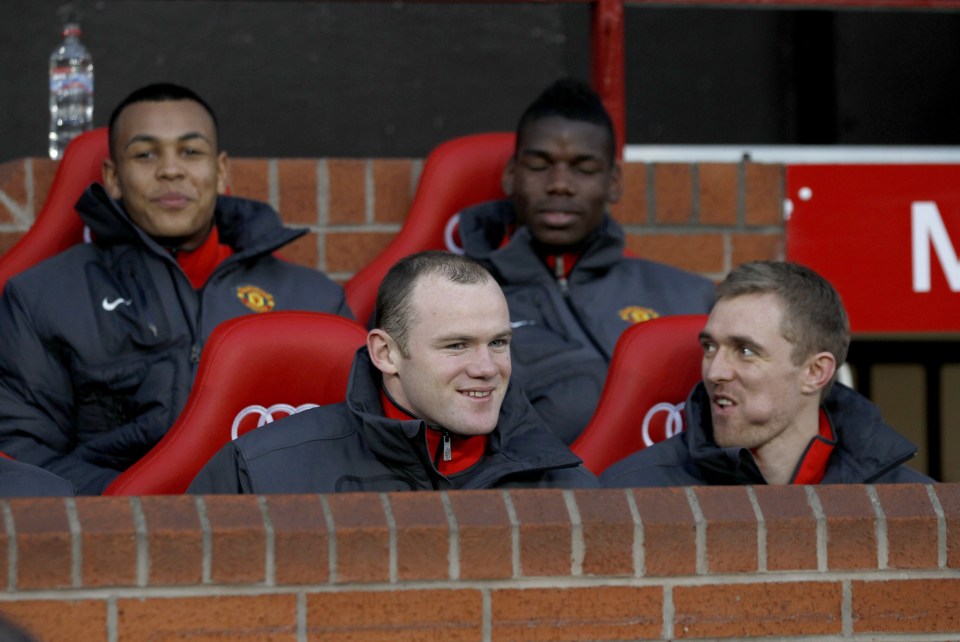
<box><xmin>625</xmin><ymin>488</ymin><xmax>644</xmax><ymax>578</ymax></box>
<box><xmin>2</xmin><ymin>501</ymin><xmax>15</xmax><ymax>591</ymax></box>
<box><xmin>481</xmin><ymin>588</ymin><xmax>492</xmax><ymax>642</ymax></box>
<box><xmin>746</xmin><ymin>487</ymin><xmax>767</xmax><ymax>573</ymax></box>
<box><xmin>107</xmin><ymin>596</ymin><xmax>118</xmax><ymax>642</ymax></box>
<box><xmin>662</xmin><ymin>584</ymin><xmax>674</xmax><ymax>640</ymax></box>
<box><xmin>841</xmin><ymin>578</ymin><xmax>853</xmax><ymax>637</ymax></box>
<box><xmin>319</xmin><ymin>495</ymin><xmax>337</xmax><ymax>585</ymax></box>
<box><xmin>380</xmin><ymin>493</ymin><xmax>398</xmax><ymax>584</ymax></box>
<box><xmin>620</xmin><ymin>224</ymin><xmax>784</xmax><ymax>234</ymax></box>
<box><xmin>440</xmin><ymin>492</ymin><xmax>460</xmax><ymax>581</ymax></box>
<box><xmin>65</xmin><ymin>498</ymin><xmax>81</xmax><ymax>588</ymax></box>
<box><xmin>563</xmin><ymin>490</ymin><xmax>584</xmax><ymax>577</ymax></box>
<box><xmin>317</xmin><ymin>159</ymin><xmax>330</xmax><ymax>227</ymax></box>
<box><xmin>131</xmin><ymin>497</ymin><xmax>149</xmax><ymax>588</ymax></box>
<box><xmin>296</xmin><ymin>591</ymin><xmax>307</xmax><ymax>642</ymax></box>
<box><xmin>258</xmin><ymin>495</ymin><xmax>276</xmax><ymax>587</ymax></box>
<box><xmin>364</xmin><ymin>160</ymin><xmax>375</xmax><ymax>225</ymax></box>
<box><xmin>6</xmin><ymin>569</ymin><xmax>956</xmax><ymax>601</ymax></box>
<box><xmin>267</xmin><ymin>159</ymin><xmax>279</xmax><ymax>212</ymax></box>
<box><xmin>806</xmin><ymin>485</ymin><xmax>828</xmax><ymax>572</ymax></box>
<box><xmin>866</xmin><ymin>486</ymin><xmax>889</xmax><ymax>570</ymax></box>
<box><xmin>195</xmin><ymin>496</ymin><xmax>212</xmax><ymax>584</ymax></box>
<box><xmin>502</xmin><ymin>490</ymin><xmax>520</xmax><ymax>579</ymax></box>
<box><xmin>685</xmin><ymin>487</ymin><xmax>707</xmax><ymax>575</ymax></box>
<box><xmin>318</xmin><ymin>223</ymin><xmax>403</xmax><ymax>232</ymax></box>
<box><xmin>926</xmin><ymin>484</ymin><xmax>947</xmax><ymax>569</ymax></box>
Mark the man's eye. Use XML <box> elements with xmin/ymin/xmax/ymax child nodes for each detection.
<box><xmin>446</xmin><ymin>343</ymin><xmax>466</xmax><ymax>350</ymax></box>
<box><xmin>131</xmin><ymin>150</ymin><xmax>155</xmax><ymax>160</ymax></box>
<box><xmin>181</xmin><ymin>147</ymin><xmax>204</xmax><ymax>156</ymax></box>
<box><xmin>490</xmin><ymin>338</ymin><xmax>510</xmax><ymax>349</ymax></box>
<box><xmin>523</xmin><ymin>160</ymin><xmax>549</xmax><ymax>171</ymax></box>
<box><xmin>738</xmin><ymin>346</ymin><xmax>756</xmax><ymax>357</ymax></box>
<box><xmin>701</xmin><ymin>342</ymin><xmax>716</xmax><ymax>354</ymax></box>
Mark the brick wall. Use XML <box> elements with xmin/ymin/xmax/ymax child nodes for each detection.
<box><xmin>0</xmin><ymin>484</ymin><xmax>957</xmax><ymax>641</ymax></box>
<box><xmin>0</xmin><ymin>156</ymin><xmax>785</xmax><ymax>282</ymax></box>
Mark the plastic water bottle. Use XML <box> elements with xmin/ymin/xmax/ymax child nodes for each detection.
<box><xmin>48</xmin><ymin>23</ymin><xmax>94</xmax><ymax>160</ymax></box>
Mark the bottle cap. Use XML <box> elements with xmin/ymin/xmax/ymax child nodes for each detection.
<box><xmin>62</xmin><ymin>23</ymin><xmax>81</xmax><ymax>37</ymax></box>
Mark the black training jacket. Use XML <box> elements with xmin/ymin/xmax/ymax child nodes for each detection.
<box><xmin>0</xmin><ymin>185</ymin><xmax>352</xmax><ymax>494</ymax></box>
<box><xmin>188</xmin><ymin>348</ymin><xmax>599</xmax><ymax>493</ymax></box>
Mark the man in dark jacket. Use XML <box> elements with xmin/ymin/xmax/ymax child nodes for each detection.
<box><xmin>459</xmin><ymin>78</ymin><xmax>714</xmax><ymax>445</ymax></box>
<box><xmin>602</xmin><ymin>261</ymin><xmax>933</xmax><ymax>487</ymax></box>
<box><xmin>188</xmin><ymin>251</ymin><xmax>597</xmax><ymax>493</ymax></box>
<box><xmin>0</xmin><ymin>83</ymin><xmax>352</xmax><ymax>494</ymax></box>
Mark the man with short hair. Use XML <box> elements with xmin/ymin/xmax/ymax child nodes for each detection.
<box><xmin>458</xmin><ymin>78</ymin><xmax>715</xmax><ymax>445</ymax></box>
<box><xmin>602</xmin><ymin>261</ymin><xmax>932</xmax><ymax>487</ymax></box>
<box><xmin>188</xmin><ymin>251</ymin><xmax>597</xmax><ymax>493</ymax></box>
<box><xmin>0</xmin><ymin>83</ymin><xmax>352</xmax><ymax>494</ymax></box>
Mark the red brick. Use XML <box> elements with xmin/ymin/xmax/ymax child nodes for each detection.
<box><xmin>0</xmin><ymin>160</ymin><xmax>26</xmax><ymax>224</ymax></box>
<box><xmin>698</xmin><ymin>163</ymin><xmax>738</xmax><ymax>226</ymax></box>
<box><xmin>0</xmin><ymin>600</ymin><xmax>107</xmax><ymax>642</ymax></box>
<box><xmin>204</xmin><ymin>495</ymin><xmax>267</xmax><ymax>585</ymax></box>
<box><xmin>9</xmin><ymin>497</ymin><xmax>72</xmax><ymax>589</ymax></box>
<box><xmin>509</xmin><ymin>489</ymin><xmax>572</xmax><ymax>577</ymax></box>
<box><xmin>326</xmin><ymin>231</ymin><xmax>394</xmax><ymax>275</ymax></box>
<box><xmin>278</xmin><ymin>231</ymin><xmax>319</xmax><ymax>271</ymax></box>
<box><xmin>278</xmin><ymin>158</ymin><xmax>319</xmax><ymax>225</ymax></box>
<box><xmin>693</xmin><ymin>486</ymin><xmax>758</xmax><ymax>573</ymax></box>
<box><xmin>610</xmin><ymin>162</ymin><xmax>648</xmax><ymax>225</ymax></box>
<box><xmin>373</xmin><ymin>158</ymin><xmax>415</xmax><ymax>225</ymax></box>
<box><xmin>307</xmin><ymin>589</ymin><xmax>481</xmax><ymax>642</ymax></box>
<box><xmin>492</xmin><ymin>586</ymin><xmax>661</xmax><ymax>641</ymax></box>
<box><xmin>326</xmin><ymin>493</ymin><xmax>389</xmax><ymax>584</ymax></box>
<box><xmin>674</xmin><ymin>582</ymin><xmax>841</xmax><ymax>638</ymax></box>
<box><xmin>0</xmin><ymin>232</ymin><xmax>25</xmax><ymax>257</ymax></box>
<box><xmin>752</xmin><ymin>485</ymin><xmax>818</xmax><ymax>571</ymax></box>
<box><xmin>815</xmin><ymin>485</ymin><xmax>878</xmax><ymax>570</ymax></box>
<box><xmin>118</xmin><ymin>594</ymin><xmax>297</xmax><ymax>641</ymax></box>
<box><xmin>853</xmin><ymin>578</ymin><xmax>960</xmax><ymax>633</ymax></box>
<box><xmin>653</xmin><ymin>163</ymin><xmax>693</xmax><ymax>224</ymax></box>
<box><xmin>631</xmin><ymin>487</ymin><xmax>696</xmax><ymax>576</ymax></box>
<box><xmin>139</xmin><ymin>495</ymin><xmax>203</xmax><ymax>586</ymax></box>
<box><xmin>448</xmin><ymin>490</ymin><xmax>512</xmax><ymax>580</ymax></box>
<box><xmin>328</xmin><ymin>159</ymin><xmax>366</xmax><ymax>225</ymax></box>
<box><xmin>731</xmin><ymin>232</ymin><xmax>783</xmax><ymax>266</ymax></box>
<box><xmin>228</xmin><ymin>158</ymin><xmax>270</xmax><ymax>202</ymax></box>
<box><xmin>33</xmin><ymin>158</ymin><xmax>59</xmax><ymax>215</ymax></box>
<box><xmin>75</xmin><ymin>497</ymin><xmax>137</xmax><ymax>587</ymax></box>
<box><xmin>575</xmin><ymin>488</ymin><xmax>635</xmax><ymax>576</ymax></box>
<box><xmin>627</xmin><ymin>233</ymin><xmax>724</xmax><ymax>274</ymax></box>
<box><xmin>744</xmin><ymin>162</ymin><xmax>783</xmax><ymax>227</ymax></box>
<box><xmin>937</xmin><ymin>484</ymin><xmax>960</xmax><ymax>568</ymax></box>
<box><xmin>264</xmin><ymin>495</ymin><xmax>329</xmax><ymax>585</ymax></box>
<box><xmin>388</xmin><ymin>492</ymin><xmax>450</xmax><ymax>581</ymax></box>
<box><xmin>874</xmin><ymin>484</ymin><xmax>939</xmax><ymax>569</ymax></box>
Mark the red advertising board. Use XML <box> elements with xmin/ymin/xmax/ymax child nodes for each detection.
<box><xmin>785</xmin><ymin>164</ymin><xmax>960</xmax><ymax>336</ymax></box>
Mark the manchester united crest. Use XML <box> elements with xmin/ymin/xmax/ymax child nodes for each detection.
<box><xmin>618</xmin><ymin>306</ymin><xmax>660</xmax><ymax>324</ymax></box>
<box><xmin>236</xmin><ymin>285</ymin><xmax>276</xmax><ymax>313</ymax></box>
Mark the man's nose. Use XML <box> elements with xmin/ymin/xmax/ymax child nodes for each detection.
<box><xmin>466</xmin><ymin>347</ymin><xmax>499</xmax><ymax>378</ymax></box>
<box><xmin>703</xmin><ymin>350</ymin><xmax>733</xmax><ymax>383</ymax></box>
<box><xmin>156</xmin><ymin>150</ymin><xmax>185</xmax><ymax>179</ymax></box>
<box><xmin>545</xmin><ymin>164</ymin><xmax>575</xmax><ymax>194</ymax></box>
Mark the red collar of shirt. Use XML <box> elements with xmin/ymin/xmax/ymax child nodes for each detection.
<box><xmin>790</xmin><ymin>408</ymin><xmax>837</xmax><ymax>485</ymax></box>
<box><xmin>173</xmin><ymin>225</ymin><xmax>234</xmax><ymax>290</ymax></box>
<box><xmin>379</xmin><ymin>388</ymin><xmax>486</xmax><ymax>475</ymax></box>
<box><xmin>543</xmin><ymin>251</ymin><xmax>582</xmax><ymax>281</ymax></box>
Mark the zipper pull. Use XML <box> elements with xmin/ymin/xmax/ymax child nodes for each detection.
<box><xmin>442</xmin><ymin>430</ymin><xmax>452</xmax><ymax>462</ymax></box>
<box><xmin>554</xmin><ymin>254</ymin><xmax>569</xmax><ymax>293</ymax></box>
<box><xmin>190</xmin><ymin>344</ymin><xmax>201</xmax><ymax>363</ymax></box>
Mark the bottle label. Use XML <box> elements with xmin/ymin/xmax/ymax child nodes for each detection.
<box><xmin>50</xmin><ymin>68</ymin><xmax>93</xmax><ymax>94</ymax></box>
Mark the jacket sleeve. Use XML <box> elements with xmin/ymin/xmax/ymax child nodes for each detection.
<box><xmin>187</xmin><ymin>442</ymin><xmax>253</xmax><ymax>494</ymax></box>
<box><xmin>0</xmin><ymin>284</ymin><xmax>118</xmax><ymax>494</ymax></box>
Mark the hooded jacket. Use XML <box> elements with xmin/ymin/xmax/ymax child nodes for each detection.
<box><xmin>601</xmin><ymin>382</ymin><xmax>933</xmax><ymax>487</ymax></box>
<box><xmin>458</xmin><ymin>200</ymin><xmax>715</xmax><ymax>444</ymax></box>
<box><xmin>188</xmin><ymin>348</ymin><xmax>598</xmax><ymax>493</ymax></box>
<box><xmin>0</xmin><ymin>185</ymin><xmax>352</xmax><ymax>494</ymax></box>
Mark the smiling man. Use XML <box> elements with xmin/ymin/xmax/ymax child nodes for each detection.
<box><xmin>602</xmin><ymin>261</ymin><xmax>932</xmax><ymax>487</ymax></box>
<box><xmin>457</xmin><ymin>78</ymin><xmax>715</xmax><ymax>445</ymax></box>
<box><xmin>0</xmin><ymin>83</ymin><xmax>352</xmax><ymax>494</ymax></box>
<box><xmin>188</xmin><ymin>251</ymin><xmax>597</xmax><ymax>493</ymax></box>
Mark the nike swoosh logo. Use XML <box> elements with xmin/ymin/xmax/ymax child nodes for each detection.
<box><xmin>509</xmin><ymin>320</ymin><xmax>536</xmax><ymax>329</ymax></box>
<box><xmin>102</xmin><ymin>297</ymin><xmax>132</xmax><ymax>312</ymax></box>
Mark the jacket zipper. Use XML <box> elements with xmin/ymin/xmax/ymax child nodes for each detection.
<box><xmin>552</xmin><ymin>254</ymin><xmax>612</xmax><ymax>361</ymax></box>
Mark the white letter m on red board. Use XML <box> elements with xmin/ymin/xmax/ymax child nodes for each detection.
<box><xmin>912</xmin><ymin>201</ymin><xmax>960</xmax><ymax>292</ymax></box>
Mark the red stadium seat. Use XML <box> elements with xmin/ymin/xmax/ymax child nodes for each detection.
<box><xmin>104</xmin><ymin>311</ymin><xmax>367</xmax><ymax>495</ymax></box>
<box><xmin>571</xmin><ymin>314</ymin><xmax>707</xmax><ymax>475</ymax></box>
<box><xmin>344</xmin><ymin>132</ymin><xmax>515</xmax><ymax>323</ymax></box>
<box><xmin>0</xmin><ymin>128</ymin><xmax>107</xmax><ymax>293</ymax></box>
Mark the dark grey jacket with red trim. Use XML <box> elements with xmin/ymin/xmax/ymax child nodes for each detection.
<box><xmin>0</xmin><ymin>185</ymin><xmax>352</xmax><ymax>494</ymax></box>
<box><xmin>601</xmin><ymin>382</ymin><xmax>934</xmax><ymax>487</ymax></box>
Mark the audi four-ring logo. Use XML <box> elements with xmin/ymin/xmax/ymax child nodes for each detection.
<box><xmin>231</xmin><ymin>403</ymin><xmax>319</xmax><ymax>440</ymax></box>
<box><xmin>444</xmin><ymin>214</ymin><xmax>464</xmax><ymax>254</ymax></box>
<box><xmin>641</xmin><ymin>402</ymin><xmax>685</xmax><ymax>447</ymax></box>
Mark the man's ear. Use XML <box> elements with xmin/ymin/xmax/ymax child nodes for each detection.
<box><xmin>367</xmin><ymin>329</ymin><xmax>400</xmax><ymax>376</ymax></box>
<box><xmin>102</xmin><ymin>158</ymin><xmax>122</xmax><ymax>200</ymax></box>
<box><xmin>606</xmin><ymin>160</ymin><xmax>623</xmax><ymax>205</ymax></box>
<box><xmin>216</xmin><ymin>151</ymin><xmax>229</xmax><ymax>195</ymax></box>
<box><xmin>501</xmin><ymin>158</ymin><xmax>516</xmax><ymax>197</ymax></box>
<box><xmin>801</xmin><ymin>351</ymin><xmax>837</xmax><ymax>396</ymax></box>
